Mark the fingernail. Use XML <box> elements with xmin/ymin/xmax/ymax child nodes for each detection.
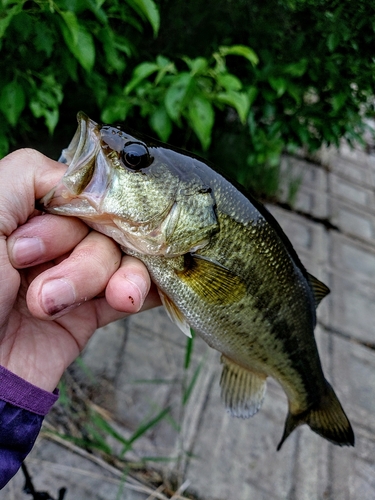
<box><xmin>126</xmin><ymin>274</ymin><xmax>149</xmax><ymax>310</ymax></box>
<box><xmin>12</xmin><ymin>237</ymin><xmax>45</xmax><ymax>266</ymax></box>
<box><xmin>41</xmin><ymin>278</ymin><xmax>76</xmax><ymax>316</ymax></box>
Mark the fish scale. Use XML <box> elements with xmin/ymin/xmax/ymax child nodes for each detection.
<box><xmin>41</xmin><ymin>111</ymin><xmax>354</xmax><ymax>450</ymax></box>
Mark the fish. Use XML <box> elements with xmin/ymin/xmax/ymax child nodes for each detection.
<box><xmin>40</xmin><ymin>111</ymin><xmax>354</xmax><ymax>450</ymax></box>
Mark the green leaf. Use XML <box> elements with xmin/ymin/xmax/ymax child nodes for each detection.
<box><xmin>283</xmin><ymin>59</ymin><xmax>308</xmax><ymax>77</ymax></box>
<box><xmin>327</xmin><ymin>32</ymin><xmax>340</xmax><ymax>52</ymax></box>
<box><xmin>0</xmin><ymin>2</ymin><xmax>24</xmax><ymax>38</ymax></box>
<box><xmin>86</xmin><ymin>0</ymin><xmax>108</xmax><ymax>24</ymax></box>
<box><xmin>127</xmin><ymin>0</ymin><xmax>160</xmax><ymax>36</ymax></box>
<box><xmin>99</xmin><ymin>29</ymin><xmax>126</xmax><ymax>73</ymax></box>
<box><xmin>188</xmin><ymin>94</ymin><xmax>214</xmax><ymax>150</ymax></box>
<box><xmin>150</xmin><ymin>106</ymin><xmax>172</xmax><ymax>142</ymax></box>
<box><xmin>0</xmin><ymin>81</ymin><xmax>25</xmax><ymax>126</ymax></box>
<box><xmin>34</xmin><ymin>22</ymin><xmax>55</xmax><ymax>57</ymax></box>
<box><xmin>59</xmin><ymin>10</ymin><xmax>80</xmax><ymax>45</ymax></box>
<box><xmin>247</xmin><ymin>86</ymin><xmax>258</xmax><ymax>106</ymax></box>
<box><xmin>219</xmin><ymin>45</ymin><xmax>259</xmax><ymax>66</ymax></box>
<box><xmin>164</xmin><ymin>72</ymin><xmax>193</xmax><ymax>122</ymax></box>
<box><xmin>184</xmin><ymin>56</ymin><xmax>209</xmax><ymax>75</ymax></box>
<box><xmin>59</xmin><ymin>12</ymin><xmax>95</xmax><ymax>71</ymax></box>
<box><xmin>30</xmin><ymin>100</ymin><xmax>59</xmax><ymax>134</ymax></box>
<box><xmin>29</xmin><ymin>76</ymin><xmax>63</xmax><ymax>134</ymax></box>
<box><xmin>0</xmin><ymin>132</ymin><xmax>9</xmax><ymax>159</ymax></box>
<box><xmin>269</xmin><ymin>77</ymin><xmax>288</xmax><ymax>97</ymax></box>
<box><xmin>101</xmin><ymin>95</ymin><xmax>132</xmax><ymax>123</ymax></box>
<box><xmin>331</xmin><ymin>92</ymin><xmax>347</xmax><ymax>112</ymax></box>
<box><xmin>215</xmin><ymin>90</ymin><xmax>250</xmax><ymax>124</ymax></box>
<box><xmin>124</xmin><ymin>62</ymin><xmax>159</xmax><ymax>94</ymax></box>
<box><xmin>155</xmin><ymin>56</ymin><xmax>176</xmax><ymax>85</ymax></box>
<box><xmin>217</xmin><ymin>73</ymin><xmax>242</xmax><ymax>91</ymax></box>
<box><xmin>113</xmin><ymin>35</ymin><xmax>132</xmax><ymax>56</ymax></box>
<box><xmin>286</xmin><ymin>83</ymin><xmax>301</xmax><ymax>104</ymax></box>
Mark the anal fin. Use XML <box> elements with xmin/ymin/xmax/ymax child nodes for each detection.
<box><xmin>220</xmin><ymin>355</ymin><xmax>267</xmax><ymax>418</ymax></box>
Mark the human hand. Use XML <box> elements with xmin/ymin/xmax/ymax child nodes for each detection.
<box><xmin>0</xmin><ymin>149</ymin><xmax>161</xmax><ymax>392</ymax></box>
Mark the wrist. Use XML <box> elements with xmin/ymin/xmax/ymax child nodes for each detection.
<box><xmin>0</xmin><ymin>365</ymin><xmax>59</xmax><ymax>415</ymax></box>
<box><xmin>1</xmin><ymin>359</ymin><xmax>60</xmax><ymax>393</ymax></box>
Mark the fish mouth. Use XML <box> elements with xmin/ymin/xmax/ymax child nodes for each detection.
<box><xmin>59</xmin><ymin>111</ymin><xmax>95</xmax><ymax>168</ymax></box>
<box><xmin>40</xmin><ymin>112</ymin><xmax>106</xmax><ymax>215</ymax></box>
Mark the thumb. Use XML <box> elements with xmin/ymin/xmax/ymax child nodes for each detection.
<box><xmin>0</xmin><ymin>149</ymin><xmax>65</xmax><ymax>335</ymax></box>
<box><xmin>0</xmin><ymin>149</ymin><xmax>66</xmax><ymax>237</ymax></box>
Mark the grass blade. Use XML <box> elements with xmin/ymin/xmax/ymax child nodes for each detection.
<box><xmin>121</xmin><ymin>406</ymin><xmax>171</xmax><ymax>455</ymax></box>
<box><xmin>184</xmin><ymin>329</ymin><xmax>195</xmax><ymax>370</ymax></box>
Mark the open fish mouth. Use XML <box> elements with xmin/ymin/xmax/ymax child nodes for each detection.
<box><xmin>40</xmin><ymin>112</ymin><xmax>107</xmax><ymax>215</ymax></box>
<box><xmin>59</xmin><ymin>111</ymin><xmax>95</xmax><ymax>169</ymax></box>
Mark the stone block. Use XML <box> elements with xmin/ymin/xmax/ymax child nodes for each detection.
<box><xmin>327</xmin><ymin>271</ymin><xmax>375</xmax><ymax>344</ymax></box>
<box><xmin>185</xmin><ymin>375</ymin><xmax>296</xmax><ymax>500</ymax></box>
<box><xmin>328</xmin><ymin>155</ymin><xmax>374</xmax><ymax>188</ymax></box>
<box><xmin>82</xmin><ymin>319</ymin><xmax>128</xmax><ymax>381</ymax></box>
<box><xmin>266</xmin><ymin>204</ymin><xmax>329</xmax><ymax>270</ymax></box>
<box><xmin>328</xmin><ymin>330</ymin><xmax>375</xmax><ymax>500</ymax></box>
<box><xmin>329</xmin><ymin>173</ymin><xmax>374</xmax><ymax>209</ymax></box>
<box><xmin>329</xmin><ymin>232</ymin><xmax>375</xmax><ymax>282</ymax></box>
<box><xmin>109</xmin><ymin>307</ymin><xmax>211</xmax><ymax>454</ymax></box>
<box><xmin>329</xmin><ymin>200</ymin><xmax>375</xmax><ymax>243</ymax></box>
<box><xmin>338</xmin><ymin>141</ymin><xmax>375</xmax><ymax>171</ymax></box>
<box><xmin>279</xmin><ymin>156</ymin><xmax>328</xmax><ymax>218</ymax></box>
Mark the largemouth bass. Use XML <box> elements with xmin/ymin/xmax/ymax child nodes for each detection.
<box><xmin>41</xmin><ymin>112</ymin><xmax>354</xmax><ymax>450</ymax></box>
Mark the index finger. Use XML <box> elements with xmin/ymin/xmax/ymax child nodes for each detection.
<box><xmin>7</xmin><ymin>214</ymin><xmax>89</xmax><ymax>268</ymax></box>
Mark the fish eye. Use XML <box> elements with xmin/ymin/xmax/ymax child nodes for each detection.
<box><xmin>121</xmin><ymin>142</ymin><xmax>152</xmax><ymax>170</ymax></box>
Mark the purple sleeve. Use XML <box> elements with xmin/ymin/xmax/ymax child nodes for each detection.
<box><xmin>0</xmin><ymin>366</ymin><xmax>58</xmax><ymax>489</ymax></box>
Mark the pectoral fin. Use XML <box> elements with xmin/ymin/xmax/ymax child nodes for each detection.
<box><xmin>158</xmin><ymin>290</ymin><xmax>192</xmax><ymax>338</ymax></box>
<box><xmin>220</xmin><ymin>355</ymin><xmax>267</xmax><ymax>418</ymax></box>
<box><xmin>176</xmin><ymin>254</ymin><xmax>246</xmax><ymax>305</ymax></box>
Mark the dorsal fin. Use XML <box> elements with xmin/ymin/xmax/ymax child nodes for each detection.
<box><xmin>307</xmin><ymin>272</ymin><xmax>330</xmax><ymax>307</ymax></box>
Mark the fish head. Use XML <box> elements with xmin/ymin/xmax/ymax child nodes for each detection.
<box><xmin>41</xmin><ymin>112</ymin><xmax>218</xmax><ymax>256</ymax></box>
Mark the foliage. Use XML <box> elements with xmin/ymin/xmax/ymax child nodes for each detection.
<box><xmin>108</xmin><ymin>46</ymin><xmax>258</xmax><ymax>150</ymax></box>
<box><xmin>0</xmin><ymin>0</ymin><xmax>159</xmax><ymax>156</ymax></box>
<box><xmin>0</xmin><ymin>0</ymin><xmax>374</xmax><ymax>197</ymax></box>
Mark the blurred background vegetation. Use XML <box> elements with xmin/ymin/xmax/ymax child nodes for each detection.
<box><xmin>0</xmin><ymin>0</ymin><xmax>374</xmax><ymax>198</ymax></box>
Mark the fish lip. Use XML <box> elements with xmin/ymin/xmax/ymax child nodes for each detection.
<box><xmin>58</xmin><ymin>111</ymin><xmax>90</xmax><ymax>167</ymax></box>
<box><xmin>40</xmin><ymin>112</ymin><xmax>104</xmax><ymax>212</ymax></box>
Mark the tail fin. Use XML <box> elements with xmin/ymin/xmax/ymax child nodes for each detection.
<box><xmin>277</xmin><ymin>381</ymin><xmax>354</xmax><ymax>451</ymax></box>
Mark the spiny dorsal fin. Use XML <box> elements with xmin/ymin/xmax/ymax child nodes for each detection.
<box><xmin>277</xmin><ymin>380</ymin><xmax>354</xmax><ymax>451</ymax></box>
<box><xmin>176</xmin><ymin>254</ymin><xmax>246</xmax><ymax>305</ymax></box>
<box><xmin>307</xmin><ymin>272</ymin><xmax>330</xmax><ymax>308</ymax></box>
<box><xmin>220</xmin><ymin>355</ymin><xmax>267</xmax><ymax>418</ymax></box>
<box><xmin>158</xmin><ymin>290</ymin><xmax>192</xmax><ymax>338</ymax></box>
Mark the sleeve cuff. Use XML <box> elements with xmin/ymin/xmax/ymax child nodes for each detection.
<box><xmin>0</xmin><ymin>365</ymin><xmax>59</xmax><ymax>416</ymax></box>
